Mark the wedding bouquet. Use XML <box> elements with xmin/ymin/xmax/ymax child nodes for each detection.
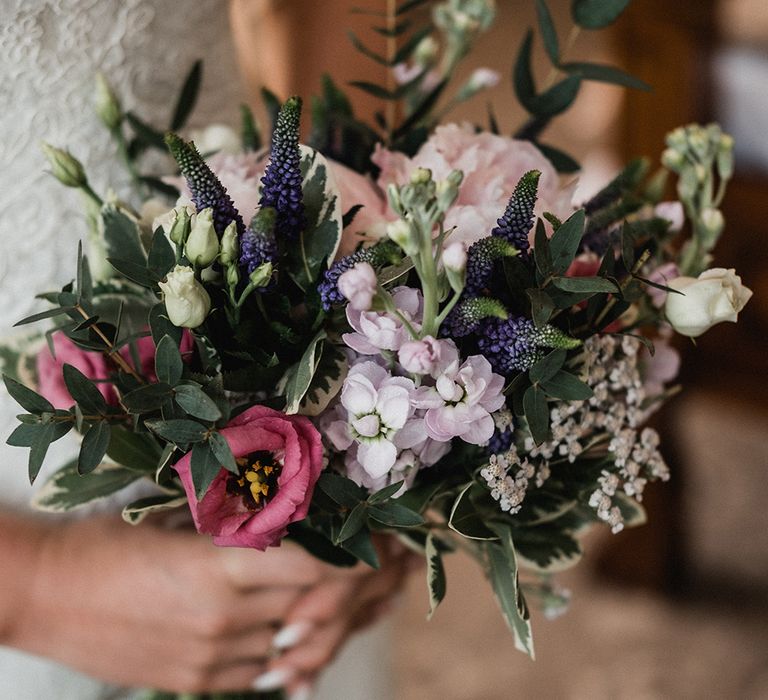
<box><xmin>2</xmin><ymin>0</ymin><xmax>752</xmax><ymax>683</ymax></box>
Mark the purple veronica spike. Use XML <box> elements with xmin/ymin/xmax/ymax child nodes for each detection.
<box><xmin>260</xmin><ymin>96</ymin><xmax>305</xmax><ymax>240</ymax></box>
<box><xmin>165</xmin><ymin>133</ymin><xmax>244</xmax><ymax>236</ymax></box>
<box><xmin>491</xmin><ymin>169</ymin><xmax>540</xmax><ymax>256</ymax></box>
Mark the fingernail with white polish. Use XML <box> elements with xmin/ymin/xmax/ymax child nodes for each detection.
<box><xmin>272</xmin><ymin>621</ymin><xmax>312</xmax><ymax>650</ymax></box>
<box><xmin>252</xmin><ymin>667</ymin><xmax>294</xmax><ymax>691</ymax></box>
<box><xmin>290</xmin><ymin>685</ymin><xmax>313</xmax><ymax>700</ymax></box>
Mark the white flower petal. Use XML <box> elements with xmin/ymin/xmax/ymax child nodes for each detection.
<box><xmin>357</xmin><ymin>440</ymin><xmax>398</xmax><ymax>478</ymax></box>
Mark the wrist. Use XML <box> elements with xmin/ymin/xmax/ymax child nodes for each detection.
<box><xmin>0</xmin><ymin>512</ymin><xmax>55</xmax><ymax>647</ymax></box>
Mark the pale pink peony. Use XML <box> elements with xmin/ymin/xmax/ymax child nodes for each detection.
<box><xmin>343</xmin><ymin>287</ymin><xmax>423</xmax><ymax>355</ymax></box>
<box><xmin>37</xmin><ymin>331</ymin><xmax>194</xmax><ymax>408</ymax></box>
<box><xmin>373</xmin><ymin>123</ymin><xmax>575</xmax><ymax>247</ymax></box>
<box><xmin>174</xmin><ymin>406</ymin><xmax>324</xmax><ymax>550</ymax></box>
<box><xmin>413</xmin><ymin>354</ymin><xmax>506</xmax><ymax>445</ymax></box>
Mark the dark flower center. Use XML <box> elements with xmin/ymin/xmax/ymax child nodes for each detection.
<box><xmin>226</xmin><ymin>451</ymin><xmax>281</xmax><ymax>511</ymax></box>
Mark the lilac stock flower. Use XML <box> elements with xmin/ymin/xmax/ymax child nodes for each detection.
<box><xmin>343</xmin><ymin>287</ymin><xmax>422</xmax><ymax>355</ymax></box>
<box><xmin>326</xmin><ymin>362</ymin><xmax>419</xmax><ymax>478</ymax></box>
<box><xmin>259</xmin><ymin>96</ymin><xmax>305</xmax><ymax>240</ymax></box>
<box><xmin>398</xmin><ymin>336</ymin><xmax>457</xmax><ymax>376</ymax></box>
<box><xmin>338</xmin><ymin>262</ymin><xmax>378</xmax><ymax>311</ymax></box>
<box><xmin>165</xmin><ymin>132</ymin><xmax>245</xmax><ymax>236</ymax></box>
<box><xmin>413</xmin><ymin>354</ymin><xmax>505</xmax><ymax>445</ymax></box>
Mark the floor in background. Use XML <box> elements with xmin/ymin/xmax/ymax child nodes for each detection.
<box><xmin>392</xmin><ymin>548</ymin><xmax>768</xmax><ymax>700</ymax></box>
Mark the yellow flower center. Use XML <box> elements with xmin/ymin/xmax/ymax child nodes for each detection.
<box><xmin>226</xmin><ymin>451</ymin><xmax>281</xmax><ymax>511</ymax></box>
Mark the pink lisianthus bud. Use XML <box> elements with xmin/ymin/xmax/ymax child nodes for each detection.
<box><xmin>173</xmin><ymin>406</ymin><xmax>324</xmax><ymax>550</ymax></box>
<box><xmin>398</xmin><ymin>336</ymin><xmax>452</xmax><ymax>376</ymax></box>
<box><xmin>338</xmin><ymin>262</ymin><xmax>378</xmax><ymax>311</ymax></box>
<box><xmin>646</xmin><ymin>262</ymin><xmax>680</xmax><ymax>308</ymax></box>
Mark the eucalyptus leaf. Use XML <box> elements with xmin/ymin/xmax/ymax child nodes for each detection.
<box><xmin>368</xmin><ymin>502</ymin><xmax>424</xmax><ymax>527</ymax></box>
<box><xmin>190</xmin><ymin>440</ymin><xmax>222</xmax><ymax>500</ymax></box>
<box><xmin>529</xmin><ymin>349</ymin><xmax>567</xmax><ymax>385</ymax></box>
<box><xmin>122</xmin><ymin>383</ymin><xmax>173</xmax><ymax>412</ymax></box>
<box><xmin>146</xmin><ymin>418</ymin><xmax>208</xmax><ymax>444</ymax></box>
<box><xmin>107</xmin><ymin>258</ymin><xmax>160</xmax><ymax>289</ymax></box>
<box><xmin>62</xmin><ymin>363</ymin><xmax>108</xmax><ymax>414</ymax></box>
<box><xmin>148</xmin><ymin>229</ymin><xmax>176</xmax><ymax>279</ymax></box>
<box><xmin>102</xmin><ymin>206</ymin><xmax>147</xmax><ymax>266</ymax></box>
<box><xmin>6</xmin><ymin>421</ymin><xmax>71</xmax><ymax>447</ymax></box>
<box><xmin>173</xmin><ymin>384</ymin><xmax>221</xmax><ymax>421</ymax></box>
<box><xmin>368</xmin><ymin>480</ymin><xmax>405</xmax><ymax>505</ymax></box>
<box><xmin>533</xmin><ymin>220</ymin><xmax>553</xmax><ymax>277</ymax></box>
<box><xmin>209</xmin><ymin>431</ymin><xmax>237</xmax><ymax>474</ymax></box>
<box><xmin>2</xmin><ymin>375</ymin><xmax>54</xmax><ymax>414</ymax></box>
<box><xmin>78</xmin><ymin>421</ymin><xmax>112</xmax><ymax>475</ymax></box>
<box><xmin>336</xmin><ymin>502</ymin><xmax>368</xmax><ymax>543</ymax></box>
<box><xmin>155</xmin><ymin>335</ymin><xmax>184</xmax><ymax>387</ymax></box>
<box><xmin>14</xmin><ymin>306</ymin><xmax>75</xmax><ymax>328</ymax></box>
<box><xmin>170</xmin><ymin>59</ymin><xmax>202</xmax><ymax>131</ymax></box>
<box><xmin>341</xmin><ymin>528</ymin><xmax>380</xmax><ymax>569</ymax></box>
<box><xmin>523</xmin><ymin>385</ymin><xmax>549</xmax><ymax>445</ymax></box>
<box><xmin>549</xmin><ymin>209</ymin><xmax>585</xmax><ymax>274</ymax></box>
<box><xmin>563</xmin><ymin>61</ymin><xmax>650</xmax><ymax>91</ymax></box>
<box><xmin>28</xmin><ymin>422</ymin><xmax>55</xmax><ymax>483</ymax></box>
<box><xmin>552</xmin><ymin>276</ymin><xmax>619</xmax><ymax>294</ymax></box>
<box><xmin>526</xmin><ymin>288</ymin><xmax>555</xmax><ymax>328</ymax></box>
<box><xmin>316</xmin><ymin>473</ymin><xmax>367</xmax><ymax>509</ymax></box>
<box><xmin>106</xmin><ymin>426</ymin><xmax>163</xmax><ymax>472</ymax></box>
<box><xmin>571</xmin><ymin>0</ymin><xmax>631</xmax><ymax>29</ymax></box>
<box><xmin>535</xmin><ymin>0</ymin><xmax>559</xmax><ymax>64</ymax></box>
<box><xmin>541</xmin><ymin>370</ymin><xmax>593</xmax><ymax>401</ymax></box>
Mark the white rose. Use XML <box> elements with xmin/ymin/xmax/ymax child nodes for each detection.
<box><xmin>159</xmin><ymin>265</ymin><xmax>212</xmax><ymax>329</ymax></box>
<box><xmin>665</xmin><ymin>268</ymin><xmax>752</xmax><ymax>337</ymax></box>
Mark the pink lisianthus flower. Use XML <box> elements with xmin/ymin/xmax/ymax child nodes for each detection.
<box><xmin>641</xmin><ymin>329</ymin><xmax>681</xmax><ymax>399</ymax></box>
<box><xmin>343</xmin><ymin>287</ymin><xmax>422</xmax><ymax>355</ymax></box>
<box><xmin>373</xmin><ymin>123</ymin><xmax>575</xmax><ymax>248</ymax></box>
<box><xmin>173</xmin><ymin>406</ymin><xmax>323</xmax><ymax>550</ymax></box>
<box><xmin>413</xmin><ymin>354</ymin><xmax>505</xmax><ymax>445</ymax></box>
<box><xmin>326</xmin><ymin>362</ymin><xmax>419</xmax><ymax>479</ymax></box>
<box><xmin>37</xmin><ymin>331</ymin><xmax>194</xmax><ymax>408</ymax></box>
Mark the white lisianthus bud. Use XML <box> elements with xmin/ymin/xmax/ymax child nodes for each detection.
<box><xmin>220</xmin><ymin>221</ymin><xmax>239</xmax><ymax>266</ymax></box>
<box><xmin>665</xmin><ymin>268</ymin><xmax>752</xmax><ymax>338</ymax></box>
<box><xmin>248</xmin><ymin>262</ymin><xmax>274</xmax><ymax>289</ymax></box>
<box><xmin>40</xmin><ymin>143</ymin><xmax>87</xmax><ymax>188</ymax></box>
<box><xmin>338</xmin><ymin>262</ymin><xmax>378</xmax><ymax>311</ymax></box>
<box><xmin>442</xmin><ymin>241</ymin><xmax>467</xmax><ymax>272</ymax></box>
<box><xmin>184</xmin><ymin>208</ymin><xmax>219</xmax><ymax>267</ymax></box>
<box><xmin>165</xmin><ymin>205</ymin><xmax>194</xmax><ymax>245</ymax></box>
<box><xmin>226</xmin><ymin>263</ymin><xmax>240</xmax><ymax>289</ymax></box>
<box><xmin>94</xmin><ymin>72</ymin><xmax>122</xmax><ymax>131</ymax></box>
<box><xmin>387</xmin><ymin>218</ymin><xmax>419</xmax><ymax>256</ymax></box>
<box><xmin>654</xmin><ymin>201</ymin><xmax>685</xmax><ymax>232</ymax></box>
<box><xmin>189</xmin><ymin>124</ymin><xmax>241</xmax><ymax>156</ymax></box>
<box><xmin>159</xmin><ymin>265</ymin><xmax>212</xmax><ymax>329</ymax></box>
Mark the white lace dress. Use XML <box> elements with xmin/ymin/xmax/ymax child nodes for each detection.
<box><xmin>0</xmin><ymin>1</ymin><xmax>392</xmax><ymax>698</ymax></box>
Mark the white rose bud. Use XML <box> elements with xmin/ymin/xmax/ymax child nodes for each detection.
<box><xmin>338</xmin><ymin>262</ymin><xmax>378</xmax><ymax>311</ymax></box>
<box><xmin>167</xmin><ymin>205</ymin><xmax>194</xmax><ymax>244</ymax></box>
<box><xmin>220</xmin><ymin>221</ymin><xmax>239</xmax><ymax>266</ymax></box>
<box><xmin>159</xmin><ymin>265</ymin><xmax>212</xmax><ymax>329</ymax></box>
<box><xmin>665</xmin><ymin>267</ymin><xmax>752</xmax><ymax>337</ymax></box>
<box><xmin>184</xmin><ymin>208</ymin><xmax>219</xmax><ymax>267</ymax></box>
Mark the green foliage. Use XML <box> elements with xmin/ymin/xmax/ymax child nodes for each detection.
<box><xmin>281</xmin><ymin>330</ymin><xmax>327</xmax><ymax>415</ymax></box>
<box><xmin>571</xmin><ymin>0</ymin><xmax>631</xmax><ymax>29</ymax></box>
<box><xmin>425</xmin><ymin>533</ymin><xmax>447</xmax><ymax>619</ymax></box>
<box><xmin>32</xmin><ymin>460</ymin><xmax>140</xmax><ymax>513</ymax></box>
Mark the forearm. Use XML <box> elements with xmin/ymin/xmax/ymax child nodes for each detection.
<box><xmin>0</xmin><ymin>510</ymin><xmax>50</xmax><ymax>647</ymax></box>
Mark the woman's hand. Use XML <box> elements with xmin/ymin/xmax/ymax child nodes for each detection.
<box><xmin>1</xmin><ymin>512</ymin><xmax>417</xmax><ymax>695</ymax></box>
